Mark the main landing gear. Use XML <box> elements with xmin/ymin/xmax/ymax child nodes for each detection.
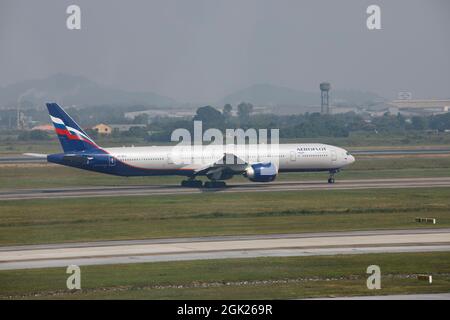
<box><xmin>181</xmin><ymin>179</ymin><xmax>203</xmax><ymax>188</ymax></box>
<box><xmin>204</xmin><ymin>181</ymin><xmax>227</xmax><ymax>188</ymax></box>
<box><xmin>180</xmin><ymin>179</ymin><xmax>227</xmax><ymax>188</ymax></box>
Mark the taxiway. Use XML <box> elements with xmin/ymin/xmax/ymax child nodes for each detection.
<box><xmin>1</xmin><ymin>228</ymin><xmax>449</xmax><ymax>270</ymax></box>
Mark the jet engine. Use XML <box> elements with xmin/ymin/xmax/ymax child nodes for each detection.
<box><xmin>244</xmin><ymin>162</ymin><xmax>278</xmax><ymax>182</ymax></box>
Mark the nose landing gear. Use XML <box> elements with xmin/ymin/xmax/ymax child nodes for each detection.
<box><xmin>328</xmin><ymin>170</ymin><xmax>339</xmax><ymax>184</ymax></box>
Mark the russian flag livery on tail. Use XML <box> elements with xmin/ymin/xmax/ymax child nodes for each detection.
<box><xmin>43</xmin><ymin>103</ymin><xmax>355</xmax><ymax>188</ymax></box>
<box><xmin>47</xmin><ymin>103</ymin><xmax>99</xmax><ymax>153</ymax></box>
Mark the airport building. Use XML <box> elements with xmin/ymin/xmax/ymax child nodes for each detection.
<box><xmin>92</xmin><ymin>123</ymin><xmax>147</xmax><ymax>135</ymax></box>
<box><xmin>388</xmin><ymin>99</ymin><xmax>450</xmax><ymax>115</ymax></box>
<box><xmin>92</xmin><ymin>123</ymin><xmax>112</xmax><ymax>135</ymax></box>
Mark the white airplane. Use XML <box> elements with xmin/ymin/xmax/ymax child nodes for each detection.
<box><xmin>43</xmin><ymin>103</ymin><xmax>355</xmax><ymax>188</ymax></box>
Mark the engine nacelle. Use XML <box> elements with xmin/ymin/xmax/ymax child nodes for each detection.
<box><xmin>244</xmin><ymin>162</ymin><xmax>278</xmax><ymax>182</ymax></box>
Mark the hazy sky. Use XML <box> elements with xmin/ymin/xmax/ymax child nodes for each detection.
<box><xmin>0</xmin><ymin>0</ymin><xmax>449</xmax><ymax>102</ymax></box>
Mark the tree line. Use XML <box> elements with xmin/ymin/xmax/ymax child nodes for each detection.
<box><xmin>5</xmin><ymin>102</ymin><xmax>450</xmax><ymax>141</ymax></box>
<box><xmin>146</xmin><ymin>103</ymin><xmax>450</xmax><ymax>141</ymax></box>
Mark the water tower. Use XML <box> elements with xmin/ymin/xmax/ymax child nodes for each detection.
<box><xmin>320</xmin><ymin>82</ymin><xmax>331</xmax><ymax>114</ymax></box>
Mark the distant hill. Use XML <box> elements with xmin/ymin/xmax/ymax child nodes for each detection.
<box><xmin>0</xmin><ymin>74</ymin><xmax>176</xmax><ymax>109</ymax></box>
<box><xmin>220</xmin><ymin>83</ymin><xmax>385</xmax><ymax>106</ymax></box>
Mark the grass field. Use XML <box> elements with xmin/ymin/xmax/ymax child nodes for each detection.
<box><xmin>1</xmin><ymin>139</ymin><xmax>449</xmax><ymax>300</ymax></box>
<box><xmin>1</xmin><ymin>187</ymin><xmax>449</xmax><ymax>246</ymax></box>
<box><xmin>1</xmin><ymin>155</ymin><xmax>450</xmax><ymax>189</ymax></box>
<box><xmin>1</xmin><ymin>252</ymin><xmax>449</xmax><ymax>299</ymax></box>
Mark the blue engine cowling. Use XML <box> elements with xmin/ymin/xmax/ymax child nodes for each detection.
<box><xmin>245</xmin><ymin>162</ymin><xmax>278</xmax><ymax>182</ymax></box>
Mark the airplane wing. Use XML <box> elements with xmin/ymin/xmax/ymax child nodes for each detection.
<box><xmin>194</xmin><ymin>153</ymin><xmax>248</xmax><ymax>179</ymax></box>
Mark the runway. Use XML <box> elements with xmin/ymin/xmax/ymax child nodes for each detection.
<box><xmin>1</xmin><ymin>177</ymin><xmax>450</xmax><ymax>200</ymax></box>
<box><xmin>1</xmin><ymin>228</ymin><xmax>449</xmax><ymax>270</ymax></box>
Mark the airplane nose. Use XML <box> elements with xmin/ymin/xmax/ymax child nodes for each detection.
<box><xmin>349</xmin><ymin>155</ymin><xmax>355</xmax><ymax>164</ymax></box>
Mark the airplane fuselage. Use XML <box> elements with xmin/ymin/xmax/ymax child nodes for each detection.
<box><xmin>48</xmin><ymin>143</ymin><xmax>355</xmax><ymax>178</ymax></box>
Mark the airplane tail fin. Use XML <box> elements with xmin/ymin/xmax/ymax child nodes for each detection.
<box><xmin>46</xmin><ymin>103</ymin><xmax>100</xmax><ymax>153</ymax></box>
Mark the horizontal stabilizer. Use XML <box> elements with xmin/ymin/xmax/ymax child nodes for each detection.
<box><xmin>23</xmin><ymin>153</ymin><xmax>47</xmax><ymax>158</ymax></box>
